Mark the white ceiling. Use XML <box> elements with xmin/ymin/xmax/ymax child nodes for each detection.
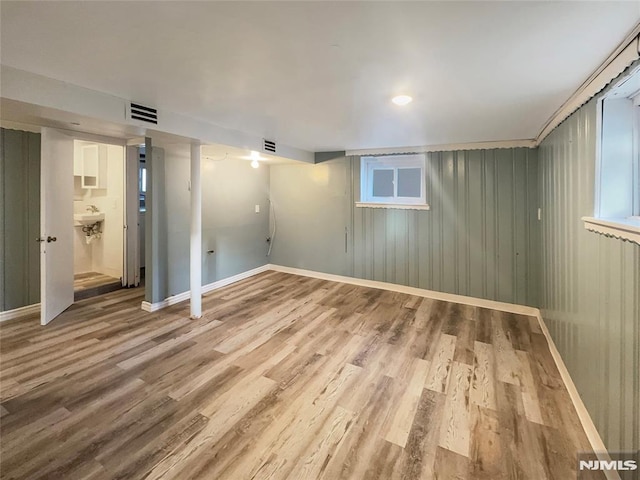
<box><xmin>1</xmin><ymin>1</ymin><xmax>639</xmax><ymax>152</ymax></box>
<box><xmin>201</xmin><ymin>144</ymin><xmax>298</xmax><ymax>165</ymax></box>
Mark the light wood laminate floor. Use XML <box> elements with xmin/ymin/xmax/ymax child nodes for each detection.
<box><xmin>0</xmin><ymin>271</ymin><xmax>602</xmax><ymax>479</ymax></box>
<box><xmin>73</xmin><ymin>272</ymin><xmax>120</xmax><ymax>292</ymax></box>
<box><xmin>73</xmin><ymin>272</ymin><xmax>123</xmax><ymax>302</ymax></box>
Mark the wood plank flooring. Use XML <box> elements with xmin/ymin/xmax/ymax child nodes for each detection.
<box><xmin>0</xmin><ymin>271</ymin><xmax>602</xmax><ymax>479</ymax></box>
<box><xmin>74</xmin><ymin>272</ymin><xmax>120</xmax><ymax>291</ymax></box>
<box><xmin>73</xmin><ymin>272</ymin><xmax>122</xmax><ymax>302</ymax></box>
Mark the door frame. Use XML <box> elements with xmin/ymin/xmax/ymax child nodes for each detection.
<box><xmin>41</xmin><ymin>129</ymin><xmax>140</xmax><ymax>323</ymax></box>
<box><xmin>73</xmin><ymin>131</ymin><xmax>143</xmax><ymax>288</ymax></box>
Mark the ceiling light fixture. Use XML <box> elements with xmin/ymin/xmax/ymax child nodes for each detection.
<box><xmin>392</xmin><ymin>95</ymin><xmax>413</xmax><ymax>106</ymax></box>
<box><xmin>243</xmin><ymin>150</ymin><xmax>266</xmax><ymax>167</ymax></box>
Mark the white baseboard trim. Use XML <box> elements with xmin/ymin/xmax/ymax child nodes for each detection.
<box><xmin>0</xmin><ymin>303</ymin><xmax>41</xmax><ymax>322</ymax></box>
<box><xmin>266</xmin><ymin>264</ymin><xmax>539</xmax><ymax>317</ymax></box>
<box><xmin>267</xmin><ymin>263</ymin><xmax>611</xmax><ymax>468</ymax></box>
<box><xmin>140</xmin><ymin>264</ymin><xmax>271</xmax><ymax>313</ymax></box>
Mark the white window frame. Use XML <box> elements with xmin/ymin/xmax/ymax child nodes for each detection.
<box><xmin>358</xmin><ymin>154</ymin><xmax>429</xmax><ymax>210</ymax></box>
<box><xmin>583</xmin><ymin>65</ymin><xmax>640</xmax><ymax>245</ymax></box>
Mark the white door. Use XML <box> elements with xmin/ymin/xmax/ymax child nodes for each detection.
<box><xmin>40</xmin><ymin>128</ymin><xmax>74</xmax><ymax>325</ymax></box>
<box><xmin>123</xmin><ymin>145</ymin><xmax>140</xmax><ymax>287</ymax></box>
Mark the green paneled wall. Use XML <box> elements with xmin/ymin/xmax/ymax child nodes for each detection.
<box><xmin>352</xmin><ymin>148</ymin><xmax>540</xmax><ymax>306</ymax></box>
<box><xmin>270</xmin><ymin>148</ymin><xmax>540</xmax><ymax>307</ymax></box>
<box><xmin>538</xmin><ymin>95</ymin><xmax>640</xmax><ymax>452</ymax></box>
<box><xmin>0</xmin><ymin>128</ymin><xmax>41</xmax><ymax>311</ymax></box>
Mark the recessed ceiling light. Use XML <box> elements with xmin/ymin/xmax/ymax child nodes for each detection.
<box><xmin>392</xmin><ymin>95</ymin><xmax>413</xmax><ymax>106</ymax></box>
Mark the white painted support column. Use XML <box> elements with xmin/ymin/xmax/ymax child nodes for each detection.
<box><xmin>190</xmin><ymin>143</ymin><xmax>202</xmax><ymax>319</ymax></box>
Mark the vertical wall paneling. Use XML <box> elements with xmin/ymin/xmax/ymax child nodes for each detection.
<box><xmin>467</xmin><ymin>150</ymin><xmax>482</xmax><ymax>298</ymax></box>
<box><xmin>526</xmin><ymin>154</ymin><xmax>540</xmax><ymax>309</ymax></box>
<box><xmin>350</xmin><ymin>147</ymin><xmax>540</xmax><ymax>306</ymax></box>
<box><xmin>539</xmin><ymin>89</ymin><xmax>639</xmax><ymax>452</ymax></box>
<box><xmin>26</xmin><ymin>133</ymin><xmax>40</xmax><ymax>304</ymax></box>
<box><xmin>0</xmin><ymin>131</ymin><xmax>4</xmax><ymax>309</ymax></box>
<box><xmin>0</xmin><ymin>128</ymin><xmax>41</xmax><ymax>311</ymax></box>
<box><xmin>270</xmin><ymin>149</ymin><xmax>540</xmax><ymax>307</ymax></box>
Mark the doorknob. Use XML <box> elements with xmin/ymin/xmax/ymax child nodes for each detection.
<box><xmin>46</xmin><ymin>236</ymin><xmax>57</xmax><ymax>243</ymax></box>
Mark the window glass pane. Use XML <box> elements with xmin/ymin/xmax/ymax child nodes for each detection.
<box><xmin>372</xmin><ymin>169</ymin><xmax>394</xmax><ymax>197</ymax></box>
<box><xmin>397</xmin><ymin>168</ymin><xmax>421</xmax><ymax>198</ymax></box>
<box><xmin>139</xmin><ymin>164</ymin><xmax>147</xmax><ymax>212</ymax></box>
<box><xmin>140</xmin><ymin>166</ymin><xmax>147</xmax><ymax>193</ymax></box>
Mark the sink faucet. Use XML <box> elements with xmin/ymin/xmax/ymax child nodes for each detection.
<box><xmin>86</xmin><ymin>205</ymin><xmax>99</xmax><ymax>213</ymax></box>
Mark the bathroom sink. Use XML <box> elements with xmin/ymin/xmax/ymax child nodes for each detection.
<box><xmin>74</xmin><ymin>212</ymin><xmax>105</xmax><ymax>225</ymax></box>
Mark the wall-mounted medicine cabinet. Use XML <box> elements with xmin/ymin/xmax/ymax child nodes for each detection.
<box><xmin>74</xmin><ymin>143</ymin><xmax>107</xmax><ymax>189</ymax></box>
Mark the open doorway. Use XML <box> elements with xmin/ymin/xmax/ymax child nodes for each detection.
<box><xmin>36</xmin><ymin>128</ymin><xmax>143</xmax><ymax>324</ymax></box>
<box><xmin>138</xmin><ymin>146</ymin><xmax>147</xmax><ymax>281</ymax></box>
<box><xmin>72</xmin><ymin>140</ymin><xmax>125</xmax><ymax>300</ymax></box>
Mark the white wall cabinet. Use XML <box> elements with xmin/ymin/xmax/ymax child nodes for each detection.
<box><xmin>76</xmin><ymin>144</ymin><xmax>107</xmax><ymax>189</ymax></box>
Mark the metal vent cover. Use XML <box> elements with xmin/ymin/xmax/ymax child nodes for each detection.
<box><xmin>128</xmin><ymin>102</ymin><xmax>158</xmax><ymax>125</ymax></box>
<box><xmin>263</xmin><ymin>139</ymin><xmax>276</xmax><ymax>153</ymax></box>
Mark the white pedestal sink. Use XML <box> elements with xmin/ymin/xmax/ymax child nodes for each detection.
<box><xmin>74</xmin><ymin>212</ymin><xmax>105</xmax><ymax>226</ymax></box>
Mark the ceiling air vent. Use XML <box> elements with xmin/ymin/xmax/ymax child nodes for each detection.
<box><xmin>263</xmin><ymin>139</ymin><xmax>276</xmax><ymax>154</ymax></box>
<box><xmin>128</xmin><ymin>102</ymin><xmax>158</xmax><ymax>125</ymax></box>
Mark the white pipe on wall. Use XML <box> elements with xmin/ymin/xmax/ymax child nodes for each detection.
<box><xmin>190</xmin><ymin>142</ymin><xmax>202</xmax><ymax>319</ymax></box>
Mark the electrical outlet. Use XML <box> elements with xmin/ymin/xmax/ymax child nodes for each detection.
<box><xmin>255</xmin><ymin>204</ymin><xmax>260</xmax><ymax>213</ymax></box>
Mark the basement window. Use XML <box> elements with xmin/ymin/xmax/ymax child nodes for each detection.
<box><xmin>139</xmin><ymin>156</ymin><xmax>147</xmax><ymax>212</ymax></box>
<box><xmin>583</xmin><ymin>65</ymin><xmax>640</xmax><ymax>245</ymax></box>
<box><xmin>357</xmin><ymin>154</ymin><xmax>430</xmax><ymax>210</ymax></box>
